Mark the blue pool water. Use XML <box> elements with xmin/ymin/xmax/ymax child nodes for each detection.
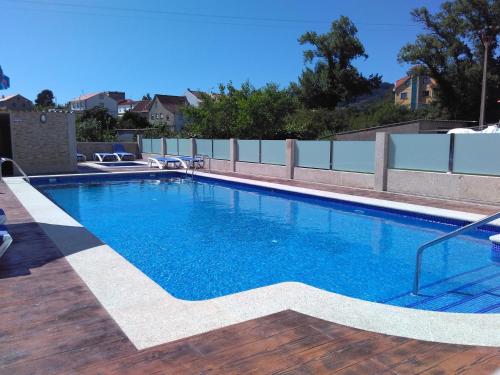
<box><xmin>37</xmin><ymin>175</ymin><xmax>500</xmax><ymax>312</ymax></box>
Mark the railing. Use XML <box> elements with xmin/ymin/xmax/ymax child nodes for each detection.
<box><xmin>413</xmin><ymin>212</ymin><xmax>500</xmax><ymax>295</ymax></box>
<box><xmin>0</xmin><ymin>158</ymin><xmax>30</xmax><ymax>183</ymax></box>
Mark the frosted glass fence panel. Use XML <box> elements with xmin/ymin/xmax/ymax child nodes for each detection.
<box><xmin>141</xmin><ymin>138</ymin><xmax>152</xmax><ymax>153</ymax></box>
<box><xmin>178</xmin><ymin>139</ymin><xmax>192</xmax><ymax>156</ymax></box>
<box><xmin>196</xmin><ymin>139</ymin><xmax>213</xmax><ymax>157</ymax></box>
<box><xmin>261</xmin><ymin>140</ymin><xmax>286</xmax><ymax>165</ymax></box>
<box><xmin>149</xmin><ymin>139</ymin><xmax>163</xmax><ymax>154</ymax></box>
<box><xmin>213</xmin><ymin>139</ymin><xmax>230</xmax><ymax>160</ymax></box>
<box><xmin>237</xmin><ymin>140</ymin><xmax>260</xmax><ymax>163</ymax></box>
<box><xmin>332</xmin><ymin>141</ymin><xmax>375</xmax><ymax>173</ymax></box>
<box><xmin>151</xmin><ymin>138</ymin><xmax>162</xmax><ymax>154</ymax></box>
<box><xmin>166</xmin><ymin>139</ymin><xmax>178</xmax><ymax>155</ymax></box>
<box><xmin>389</xmin><ymin>134</ymin><xmax>450</xmax><ymax>172</ymax></box>
<box><xmin>295</xmin><ymin>141</ymin><xmax>331</xmax><ymax>169</ymax></box>
<box><xmin>453</xmin><ymin>134</ymin><xmax>500</xmax><ymax>176</ymax></box>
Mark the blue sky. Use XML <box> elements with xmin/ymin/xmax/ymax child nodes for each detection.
<box><xmin>1</xmin><ymin>0</ymin><xmax>441</xmax><ymax>103</ymax></box>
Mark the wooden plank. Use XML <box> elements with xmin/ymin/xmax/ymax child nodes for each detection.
<box><xmin>419</xmin><ymin>347</ymin><xmax>500</xmax><ymax>375</ymax></box>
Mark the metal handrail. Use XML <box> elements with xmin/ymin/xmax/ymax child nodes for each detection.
<box><xmin>0</xmin><ymin>157</ymin><xmax>30</xmax><ymax>183</ymax></box>
<box><xmin>413</xmin><ymin>211</ymin><xmax>500</xmax><ymax>295</ymax></box>
<box><xmin>190</xmin><ymin>154</ymin><xmax>210</xmax><ymax>177</ymax></box>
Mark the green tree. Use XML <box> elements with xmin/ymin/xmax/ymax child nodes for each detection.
<box><xmin>399</xmin><ymin>0</ymin><xmax>500</xmax><ymax>121</ymax></box>
<box><xmin>118</xmin><ymin>111</ymin><xmax>150</xmax><ymax>129</ymax></box>
<box><xmin>35</xmin><ymin>89</ymin><xmax>55</xmax><ymax>108</ymax></box>
<box><xmin>76</xmin><ymin>107</ymin><xmax>117</xmax><ymax>141</ymax></box>
<box><xmin>294</xmin><ymin>16</ymin><xmax>381</xmax><ymax>110</ymax></box>
<box><xmin>142</xmin><ymin>93</ymin><xmax>152</xmax><ymax>100</ymax></box>
<box><xmin>183</xmin><ymin>81</ymin><xmax>298</xmax><ymax>139</ymax></box>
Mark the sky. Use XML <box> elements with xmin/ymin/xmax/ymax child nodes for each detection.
<box><xmin>1</xmin><ymin>0</ymin><xmax>442</xmax><ymax>104</ymax></box>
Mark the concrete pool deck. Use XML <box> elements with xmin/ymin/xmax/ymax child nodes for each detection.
<box><xmin>0</xmin><ymin>172</ymin><xmax>500</xmax><ymax>374</ymax></box>
<box><xmin>4</xmin><ymin>170</ymin><xmax>500</xmax><ymax>350</ymax></box>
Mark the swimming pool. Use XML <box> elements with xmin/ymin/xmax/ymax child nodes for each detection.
<box><xmin>36</xmin><ymin>174</ymin><xmax>500</xmax><ymax>313</ymax></box>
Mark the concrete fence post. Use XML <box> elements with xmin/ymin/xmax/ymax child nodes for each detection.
<box><xmin>374</xmin><ymin>132</ymin><xmax>389</xmax><ymax>191</ymax></box>
<box><xmin>229</xmin><ymin>138</ymin><xmax>237</xmax><ymax>172</ymax></box>
<box><xmin>137</xmin><ymin>134</ymin><xmax>143</xmax><ymax>154</ymax></box>
<box><xmin>191</xmin><ymin>138</ymin><xmax>197</xmax><ymax>157</ymax></box>
<box><xmin>285</xmin><ymin>139</ymin><xmax>296</xmax><ymax>180</ymax></box>
<box><xmin>160</xmin><ymin>137</ymin><xmax>166</xmax><ymax>156</ymax></box>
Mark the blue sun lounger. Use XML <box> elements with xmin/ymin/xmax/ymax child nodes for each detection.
<box><xmin>177</xmin><ymin>155</ymin><xmax>204</xmax><ymax>168</ymax></box>
<box><xmin>76</xmin><ymin>153</ymin><xmax>87</xmax><ymax>162</ymax></box>
<box><xmin>0</xmin><ymin>225</ymin><xmax>13</xmax><ymax>259</ymax></box>
<box><xmin>148</xmin><ymin>156</ymin><xmax>182</xmax><ymax>169</ymax></box>
<box><xmin>112</xmin><ymin>144</ymin><xmax>136</xmax><ymax>161</ymax></box>
<box><xmin>0</xmin><ymin>209</ymin><xmax>5</xmax><ymax>225</ymax></box>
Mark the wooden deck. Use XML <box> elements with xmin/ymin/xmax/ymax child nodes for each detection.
<box><xmin>0</xmin><ymin>178</ymin><xmax>499</xmax><ymax>374</ymax></box>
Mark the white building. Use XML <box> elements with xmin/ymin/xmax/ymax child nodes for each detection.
<box><xmin>69</xmin><ymin>92</ymin><xmax>119</xmax><ymax>117</ymax></box>
<box><xmin>184</xmin><ymin>89</ymin><xmax>206</xmax><ymax>107</ymax></box>
<box><xmin>117</xmin><ymin>99</ymin><xmax>138</xmax><ymax>117</ymax></box>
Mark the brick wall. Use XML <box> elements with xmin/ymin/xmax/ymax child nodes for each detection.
<box><xmin>9</xmin><ymin>111</ymin><xmax>77</xmax><ymax>175</ymax></box>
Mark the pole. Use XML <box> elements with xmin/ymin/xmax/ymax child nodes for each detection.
<box><xmin>479</xmin><ymin>40</ymin><xmax>489</xmax><ymax>128</ymax></box>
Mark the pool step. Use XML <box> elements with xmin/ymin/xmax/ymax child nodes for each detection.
<box><xmin>385</xmin><ymin>265</ymin><xmax>500</xmax><ymax>313</ymax></box>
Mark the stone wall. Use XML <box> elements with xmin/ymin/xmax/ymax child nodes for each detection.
<box><xmin>9</xmin><ymin>111</ymin><xmax>77</xmax><ymax>175</ymax></box>
<box><xmin>77</xmin><ymin>142</ymin><xmax>140</xmax><ymax>160</ymax></box>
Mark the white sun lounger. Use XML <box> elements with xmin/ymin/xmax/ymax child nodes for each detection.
<box><xmin>93</xmin><ymin>153</ymin><xmax>118</xmax><ymax>162</ymax></box>
<box><xmin>148</xmin><ymin>156</ymin><xmax>182</xmax><ymax>170</ymax></box>
<box><xmin>0</xmin><ymin>225</ymin><xmax>13</xmax><ymax>259</ymax></box>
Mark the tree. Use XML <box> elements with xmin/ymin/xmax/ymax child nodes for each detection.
<box><xmin>399</xmin><ymin>0</ymin><xmax>500</xmax><ymax>121</ymax></box>
<box><xmin>294</xmin><ymin>16</ymin><xmax>381</xmax><ymax>110</ymax></box>
<box><xmin>76</xmin><ymin>107</ymin><xmax>117</xmax><ymax>142</ymax></box>
<box><xmin>35</xmin><ymin>89</ymin><xmax>55</xmax><ymax>108</ymax></box>
<box><xmin>182</xmin><ymin>81</ymin><xmax>298</xmax><ymax>139</ymax></box>
<box><xmin>118</xmin><ymin>111</ymin><xmax>150</xmax><ymax>129</ymax></box>
<box><xmin>142</xmin><ymin>93</ymin><xmax>152</xmax><ymax>100</ymax></box>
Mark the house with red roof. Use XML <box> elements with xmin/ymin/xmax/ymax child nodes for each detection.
<box><xmin>0</xmin><ymin>94</ymin><xmax>33</xmax><ymax>111</ymax></box>
<box><xmin>117</xmin><ymin>99</ymin><xmax>139</xmax><ymax>117</ymax></box>
<box><xmin>148</xmin><ymin>94</ymin><xmax>188</xmax><ymax>131</ymax></box>
<box><xmin>394</xmin><ymin>71</ymin><xmax>437</xmax><ymax>111</ymax></box>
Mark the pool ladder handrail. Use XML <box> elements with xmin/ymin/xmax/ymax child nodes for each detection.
<box><xmin>0</xmin><ymin>157</ymin><xmax>30</xmax><ymax>183</ymax></box>
<box><xmin>189</xmin><ymin>154</ymin><xmax>211</xmax><ymax>178</ymax></box>
<box><xmin>413</xmin><ymin>211</ymin><xmax>500</xmax><ymax>295</ymax></box>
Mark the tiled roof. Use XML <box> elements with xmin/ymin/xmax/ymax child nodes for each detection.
<box><xmin>0</xmin><ymin>94</ymin><xmax>32</xmax><ymax>103</ymax></box>
<box><xmin>394</xmin><ymin>76</ymin><xmax>409</xmax><ymax>90</ymax></box>
<box><xmin>70</xmin><ymin>92</ymin><xmax>100</xmax><ymax>102</ymax></box>
<box><xmin>187</xmin><ymin>89</ymin><xmax>206</xmax><ymax>99</ymax></box>
<box><xmin>130</xmin><ymin>100</ymin><xmax>151</xmax><ymax>113</ymax></box>
<box><xmin>0</xmin><ymin>94</ymin><xmax>17</xmax><ymax>102</ymax></box>
<box><xmin>154</xmin><ymin>94</ymin><xmax>188</xmax><ymax>113</ymax></box>
<box><xmin>118</xmin><ymin>99</ymin><xmax>137</xmax><ymax>106</ymax></box>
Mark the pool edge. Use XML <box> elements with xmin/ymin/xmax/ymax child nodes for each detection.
<box><xmin>4</xmin><ymin>174</ymin><xmax>500</xmax><ymax>349</ymax></box>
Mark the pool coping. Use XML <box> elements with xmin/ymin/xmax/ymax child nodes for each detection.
<box><xmin>5</xmin><ymin>171</ymin><xmax>500</xmax><ymax>349</ymax></box>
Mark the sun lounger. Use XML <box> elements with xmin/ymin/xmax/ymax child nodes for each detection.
<box><xmin>93</xmin><ymin>153</ymin><xmax>118</xmax><ymax>162</ymax></box>
<box><xmin>148</xmin><ymin>156</ymin><xmax>182</xmax><ymax>170</ymax></box>
<box><xmin>0</xmin><ymin>225</ymin><xmax>13</xmax><ymax>259</ymax></box>
<box><xmin>112</xmin><ymin>144</ymin><xmax>136</xmax><ymax>161</ymax></box>
<box><xmin>0</xmin><ymin>209</ymin><xmax>5</xmax><ymax>225</ymax></box>
<box><xmin>177</xmin><ymin>155</ymin><xmax>204</xmax><ymax>168</ymax></box>
<box><xmin>77</xmin><ymin>153</ymin><xmax>87</xmax><ymax>162</ymax></box>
